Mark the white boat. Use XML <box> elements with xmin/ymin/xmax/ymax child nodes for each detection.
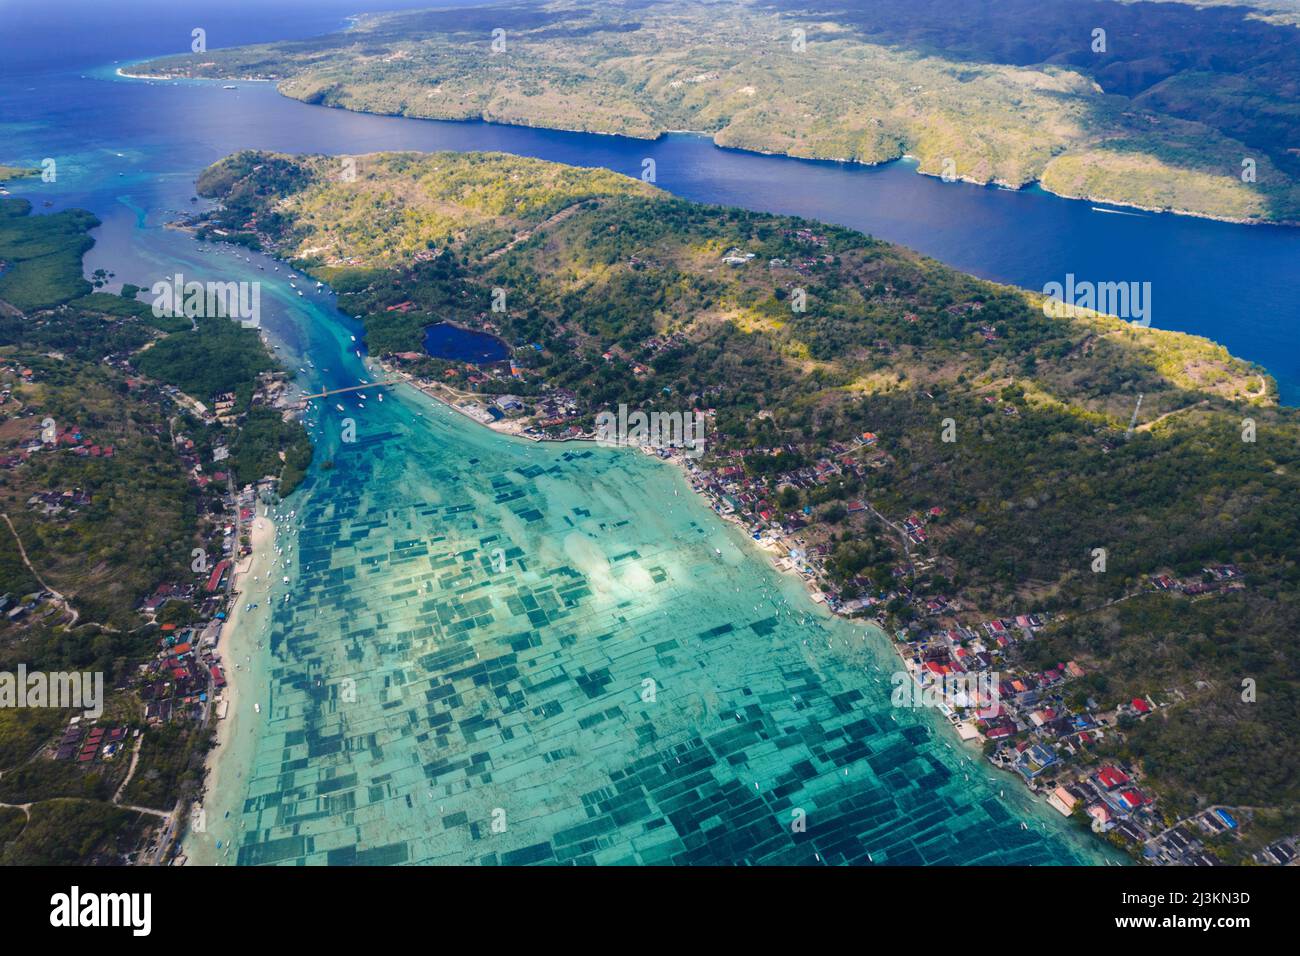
<box><xmin>336</xmin><ymin>403</ymin><xmax>345</xmax><ymax>412</ymax></box>
<box><xmin>253</xmin><ymin>703</ymin><xmax>261</xmax><ymax>714</ymax></box>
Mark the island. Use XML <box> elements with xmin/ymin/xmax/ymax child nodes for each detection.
<box><xmin>133</xmin><ymin>0</ymin><xmax>1300</xmax><ymax>224</ymax></box>
<box><xmin>186</xmin><ymin>146</ymin><xmax>1300</xmax><ymax>863</ymax></box>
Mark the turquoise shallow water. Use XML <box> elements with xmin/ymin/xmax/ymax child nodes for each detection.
<box><xmin>0</xmin><ymin>98</ymin><xmax>1118</xmax><ymax>873</ymax></box>
<box><xmin>136</xmin><ymin>234</ymin><xmax>1111</xmax><ymax>863</ymax></box>
<box><xmin>198</xmin><ymin>360</ymin><xmax>1115</xmax><ymax>865</ymax></box>
<box><xmin>0</xmin><ymin>3</ymin><xmax>1132</xmax><ymax>861</ymax></box>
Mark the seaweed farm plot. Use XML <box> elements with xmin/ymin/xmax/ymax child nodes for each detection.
<box><xmin>220</xmin><ymin>398</ymin><xmax>1096</xmax><ymax>866</ymax></box>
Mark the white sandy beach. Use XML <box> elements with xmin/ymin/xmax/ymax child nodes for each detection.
<box><xmin>185</xmin><ymin>504</ymin><xmax>277</xmax><ymax>864</ymax></box>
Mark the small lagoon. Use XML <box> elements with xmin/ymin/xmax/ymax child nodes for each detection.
<box><xmin>422</xmin><ymin>321</ymin><xmax>510</xmax><ymax>364</ymax></box>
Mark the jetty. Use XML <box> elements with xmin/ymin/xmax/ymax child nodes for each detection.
<box><xmin>300</xmin><ymin>380</ymin><xmax>401</xmax><ymax>402</ymax></box>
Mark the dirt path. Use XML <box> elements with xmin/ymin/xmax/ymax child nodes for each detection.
<box><xmin>0</xmin><ymin>801</ymin><xmax>32</xmax><ymax>822</ymax></box>
<box><xmin>483</xmin><ymin>200</ymin><xmax>591</xmax><ymax>261</ymax></box>
<box><xmin>113</xmin><ymin>736</ymin><xmax>144</xmax><ymax>805</ymax></box>
<box><xmin>1136</xmin><ymin>398</ymin><xmax>1209</xmax><ymax>433</ymax></box>
<box><xmin>0</xmin><ymin>512</ymin><xmax>77</xmax><ymax>626</ymax></box>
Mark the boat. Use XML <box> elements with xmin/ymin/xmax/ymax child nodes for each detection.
<box><xmin>336</xmin><ymin>404</ymin><xmax>345</xmax><ymax>412</ymax></box>
<box><xmin>253</xmin><ymin>703</ymin><xmax>261</xmax><ymax>714</ymax></box>
<box><xmin>222</xmin><ymin>84</ymin><xmax>237</xmax><ymax>90</ymax></box>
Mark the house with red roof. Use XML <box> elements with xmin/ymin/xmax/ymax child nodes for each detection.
<box><xmin>1117</xmin><ymin>790</ymin><xmax>1147</xmax><ymax>810</ymax></box>
<box><xmin>1096</xmin><ymin>766</ymin><xmax>1130</xmax><ymax>790</ymax></box>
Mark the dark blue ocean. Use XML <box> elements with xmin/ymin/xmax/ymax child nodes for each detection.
<box><xmin>0</xmin><ymin>0</ymin><xmax>1268</xmax><ymax>867</ymax></box>
<box><xmin>3</xmin><ymin>0</ymin><xmax>1298</xmax><ymax>402</ymax></box>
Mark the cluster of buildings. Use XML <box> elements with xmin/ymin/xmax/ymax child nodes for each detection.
<box><xmin>140</xmin><ymin>619</ymin><xmax>227</xmax><ymax>725</ymax></box>
<box><xmin>0</xmin><ymin>590</ymin><xmax>55</xmax><ymax>625</ymax></box>
<box><xmin>364</xmin><ymin>280</ymin><xmax>1288</xmax><ymax>865</ymax></box>
<box><xmin>1151</xmin><ymin>564</ymin><xmax>1245</xmax><ymax>596</ymax></box>
<box><xmin>0</xmin><ymin>415</ymin><xmax>115</xmax><ymax>470</ymax></box>
<box><xmin>26</xmin><ymin>487</ymin><xmax>92</xmax><ymax>517</ymax></box>
<box><xmin>618</xmin><ymin>423</ymin><xmax>1275</xmax><ymax>864</ymax></box>
<box><xmin>52</xmin><ymin>720</ymin><xmax>135</xmax><ymax>764</ymax></box>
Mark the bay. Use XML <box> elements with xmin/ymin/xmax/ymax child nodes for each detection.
<box><xmin>7</xmin><ymin>0</ymin><xmax>1276</xmax><ymax>865</ymax></box>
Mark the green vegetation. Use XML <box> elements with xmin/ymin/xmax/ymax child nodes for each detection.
<box><xmin>135</xmin><ymin>314</ymin><xmax>273</xmax><ymax>403</ymax></box>
<box><xmin>0</xmin><ymin>799</ymin><xmax>152</xmax><ymax>865</ymax></box>
<box><xmin>139</xmin><ymin>0</ymin><xmax>1300</xmax><ymax>223</ymax></box>
<box><xmin>132</xmin><ymin>315</ymin><xmax>312</xmax><ymax>493</ymax></box>
<box><xmin>121</xmin><ymin>722</ymin><xmax>210</xmax><ymax>811</ymax></box>
<box><xmin>206</xmin><ymin>147</ymin><xmax>1300</xmax><ymax>833</ymax></box>
<box><xmin>0</xmin><ymin>707</ymin><xmax>65</xmax><ymax>769</ymax></box>
<box><xmin>0</xmin><ymin>198</ymin><xmax>97</xmax><ymax>310</ymax></box>
<box><xmin>0</xmin><ymin>191</ymin><xmax>310</xmax><ymax>863</ymax></box>
<box><xmin>229</xmin><ymin>405</ymin><xmax>313</xmax><ymax>492</ymax></box>
<box><xmin>0</xmin><ymin>355</ymin><xmax>196</xmax><ymax>627</ymax></box>
<box><xmin>1025</xmin><ymin>592</ymin><xmax>1300</xmax><ymax>814</ymax></box>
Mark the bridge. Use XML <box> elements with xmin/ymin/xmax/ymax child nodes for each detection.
<box><xmin>301</xmin><ymin>379</ymin><xmax>402</xmax><ymax>401</ymax></box>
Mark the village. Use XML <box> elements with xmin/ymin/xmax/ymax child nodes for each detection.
<box><xmin>372</xmin><ymin>320</ymin><xmax>1291</xmax><ymax>867</ymax></box>
<box><xmin>0</xmin><ymin>349</ymin><xmax>290</xmax><ymax>864</ymax></box>
<box><xmin>3</xmin><ymin>257</ymin><xmax>1289</xmax><ymax>865</ymax></box>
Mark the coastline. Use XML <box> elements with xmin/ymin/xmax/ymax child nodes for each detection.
<box><xmin>372</xmin><ymin>356</ymin><xmax>1121</xmax><ymax>861</ymax></box>
<box><xmin>114</xmin><ymin>64</ymin><xmax>271</xmax><ymax>83</ymax></box>
<box><xmin>185</xmin><ymin>504</ymin><xmax>277</xmax><ymax>865</ymax></box>
<box><xmin>109</xmin><ymin>64</ymin><xmax>1289</xmax><ymax>229</ymax></box>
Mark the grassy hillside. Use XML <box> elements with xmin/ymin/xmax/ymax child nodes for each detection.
<box><xmin>137</xmin><ymin>0</ymin><xmax>1300</xmax><ymax>223</ymax></box>
<box><xmin>199</xmin><ymin>147</ymin><xmax>1300</xmax><ymax>834</ymax></box>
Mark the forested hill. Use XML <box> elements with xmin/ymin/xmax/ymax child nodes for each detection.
<box><xmin>139</xmin><ymin>0</ymin><xmax>1300</xmax><ymax>223</ymax></box>
<box><xmin>197</xmin><ymin>147</ymin><xmax>1300</xmax><ymax>837</ymax></box>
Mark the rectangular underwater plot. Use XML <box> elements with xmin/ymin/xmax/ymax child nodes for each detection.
<box><xmin>202</xmin><ymin>401</ymin><xmax>1105</xmax><ymax>871</ymax></box>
